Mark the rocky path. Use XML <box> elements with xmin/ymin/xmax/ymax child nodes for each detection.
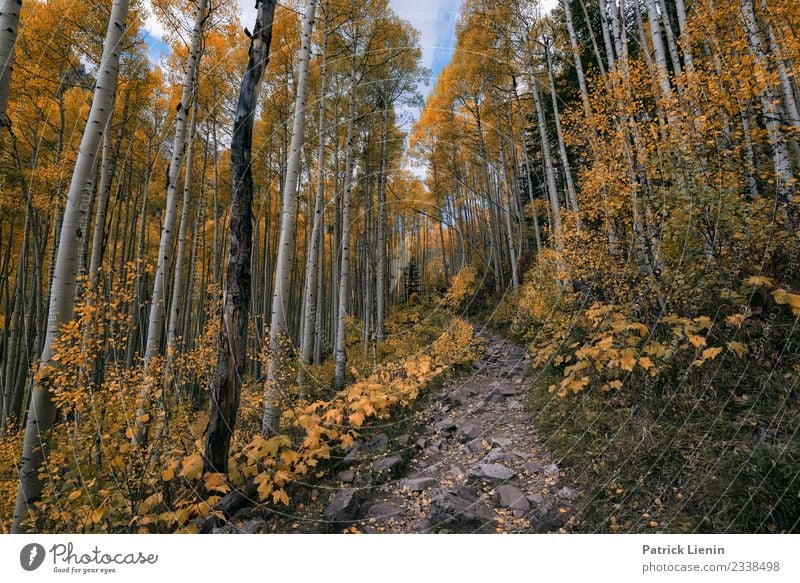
<box><xmin>322</xmin><ymin>327</ymin><xmax>580</xmax><ymax>533</ymax></box>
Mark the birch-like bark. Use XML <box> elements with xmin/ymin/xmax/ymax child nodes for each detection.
<box><xmin>646</xmin><ymin>0</ymin><xmax>672</xmax><ymax>98</ymax></box>
<box><xmin>544</xmin><ymin>40</ymin><xmax>579</xmax><ymax>216</ymax></box>
<box><xmin>203</xmin><ymin>0</ymin><xmax>278</xmax><ymax>473</ymax></box>
<box><xmin>561</xmin><ymin>0</ymin><xmax>593</xmax><ymax>119</ymax></box>
<box><xmin>166</xmin><ymin>98</ymin><xmax>198</xmax><ymax>380</ymax></box>
<box><xmin>298</xmin><ymin>3</ymin><xmax>326</xmax><ymax>386</ymax></box>
<box><xmin>12</xmin><ymin>0</ymin><xmax>130</xmax><ymax>533</ymax></box>
<box><xmin>740</xmin><ymin>0</ymin><xmax>796</xmax><ymax>203</ymax></box>
<box><xmin>674</xmin><ymin>0</ymin><xmax>694</xmax><ymax>72</ymax></box>
<box><xmin>261</xmin><ymin>0</ymin><xmax>318</xmax><ymax>436</ymax></box>
<box><xmin>134</xmin><ymin>0</ymin><xmax>207</xmax><ymax>444</ymax></box>
<box><xmin>375</xmin><ymin>104</ymin><xmax>388</xmax><ymax>340</ymax></box>
<box><xmin>0</xmin><ymin>0</ymin><xmax>21</xmax><ymax>128</ymax></box>
<box><xmin>331</xmin><ymin>60</ymin><xmax>358</xmax><ymax>394</ymax></box>
<box><xmin>530</xmin><ymin>71</ymin><xmax>564</xmax><ymax>258</ymax></box>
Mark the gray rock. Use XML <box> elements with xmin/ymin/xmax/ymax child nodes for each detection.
<box><xmin>496</xmin><ymin>484</ymin><xmax>530</xmax><ymax>511</ymax></box>
<box><xmin>435</xmin><ymin>417</ymin><xmax>456</xmax><ymax>433</ymax></box>
<box><xmin>373</xmin><ymin>455</ymin><xmax>403</xmax><ymax>473</ymax></box>
<box><xmin>324</xmin><ymin>488</ymin><xmax>358</xmax><ymax>522</ymax></box>
<box><xmin>423</xmin><ymin>446</ymin><xmax>440</xmax><ymax>456</ymax></box>
<box><xmin>450</xmin><ymin>465</ymin><xmax>466</xmax><ymax>479</ymax></box>
<box><xmin>396</xmin><ymin>434</ymin><xmax>410</xmax><ymax>446</ymax></box>
<box><xmin>463</xmin><ymin>438</ymin><xmax>485</xmax><ymax>454</ymax></box>
<box><xmin>337</xmin><ymin>469</ymin><xmax>355</xmax><ymax>483</ymax></box>
<box><xmin>427</xmin><ymin>487</ymin><xmax>495</xmax><ymax>532</ymax></box>
<box><xmin>410</xmin><ymin>518</ymin><xmax>433</xmax><ymax>533</ymax></box>
<box><xmin>558</xmin><ymin>486</ymin><xmax>578</xmax><ymax>501</ymax></box>
<box><xmin>240</xmin><ymin>518</ymin><xmax>268</xmax><ymax>534</ymax></box>
<box><xmin>490</xmin><ymin>436</ymin><xmax>512</xmax><ymax>448</ymax></box>
<box><xmin>526</xmin><ymin>493</ymin><xmax>545</xmax><ymax>505</ymax></box>
<box><xmin>403</xmin><ymin>476</ymin><xmax>438</xmax><ymax>492</ymax></box>
<box><xmin>543</xmin><ymin>463</ymin><xmax>560</xmax><ymax>477</ymax></box>
<box><xmin>366</xmin><ymin>502</ymin><xmax>403</xmax><ymax>520</ymax></box>
<box><xmin>341</xmin><ymin>442</ymin><xmax>362</xmax><ymax>466</ymax></box>
<box><xmin>503</xmin><ymin>451</ymin><xmax>527</xmax><ymax>464</ymax></box>
<box><xmin>482</xmin><ymin>450</ymin><xmax>506</xmax><ymax>463</ymax></box>
<box><xmin>457</xmin><ymin>423</ymin><xmax>482</xmax><ymax>442</ymax></box>
<box><xmin>365</xmin><ymin>433</ymin><xmax>389</xmax><ymax>453</ymax></box>
<box><xmin>211</xmin><ymin>523</ymin><xmax>237</xmax><ymax>534</ymax></box>
<box><xmin>415</xmin><ymin>436</ymin><xmax>428</xmax><ymax>449</ymax></box>
<box><xmin>522</xmin><ymin>461</ymin><xmax>544</xmax><ymax>474</ymax></box>
<box><xmin>469</xmin><ymin>463</ymin><xmax>516</xmax><ymax>481</ymax></box>
<box><xmin>498</xmin><ymin>385</ymin><xmax>518</xmax><ymax>396</ymax></box>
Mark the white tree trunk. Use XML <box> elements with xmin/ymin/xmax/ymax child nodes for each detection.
<box><xmin>530</xmin><ymin>71</ymin><xmax>565</xmax><ymax>258</ymax></box>
<box><xmin>261</xmin><ymin>0</ymin><xmax>317</xmax><ymax>435</ymax></box>
<box><xmin>646</xmin><ymin>0</ymin><xmax>672</xmax><ymax>97</ymax></box>
<box><xmin>166</xmin><ymin>98</ymin><xmax>198</xmax><ymax>376</ymax></box>
<box><xmin>740</xmin><ymin>0</ymin><xmax>796</xmax><ymax>203</ymax></box>
<box><xmin>11</xmin><ymin>0</ymin><xmax>130</xmax><ymax>533</ymax></box>
<box><xmin>561</xmin><ymin>0</ymin><xmax>593</xmax><ymax>119</ymax></box>
<box><xmin>298</xmin><ymin>4</ymin><xmax>326</xmax><ymax>386</ymax></box>
<box><xmin>0</xmin><ymin>0</ymin><xmax>21</xmax><ymax>127</ymax></box>
<box><xmin>331</xmin><ymin>62</ymin><xmax>357</xmax><ymax>393</ymax></box>
<box><xmin>134</xmin><ymin>0</ymin><xmax>207</xmax><ymax>444</ymax></box>
<box><xmin>544</xmin><ymin>40</ymin><xmax>579</xmax><ymax>216</ymax></box>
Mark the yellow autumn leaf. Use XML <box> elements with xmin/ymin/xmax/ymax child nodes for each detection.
<box><xmin>609</xmin><ymin>380</ymin><xmax>623</xmax><ymax>389</ymax></box>
<box><xmin>620</xmin><ymin>349</ymin><xmax>636</xmax><ymax>372</ymax></box>
<box><xmin>67</xmin><ymin>490</ymin><xmax>81</xmax><ymax>501</ymax></box>
<box><xmin>204</xmin><ymin>472</ymin><xmax>231</xmax><ymax>494</ymax></box>
<box><xmin>349</xmin><ymin>411</ymin><xmax>365</xmax><ymax>427</ymax></box>
<box><xmin>688</xmin><ymin>335</ymin><xmax>706</xmax><ymax>348</ymax></box>
<box><xmin>638</xmin><ymin>356</ymin><xmax>654</xmax><ymax>370</ymax></box>
<box><xmin>181</xmin><ymin>453</ymin><xmax>203</xmax><ymax>480</ymax></box>
<box><xmin>746</xmin><ymin>276</ymin><xmax>773</xmax><ymax>287</ymax></box>
<box><xmin>161</xmin><ymin>466</ymin><xmax>174</xmax><ymax>481</ymax></box>
<box><xmin>727</xmin><ymin>341</ymin><xmax>748</xmax><ymax>357</ymax></box>
<box><xmin>701</xmin><ymin>347</ymin><xmax>723</xmax><ymax>360</ymax></box>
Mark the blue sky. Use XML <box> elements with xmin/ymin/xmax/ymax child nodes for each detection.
<box><xmin>143</xmin><ymin>0</ymin><xmax>463</xmax><ymax>100</ymax></box>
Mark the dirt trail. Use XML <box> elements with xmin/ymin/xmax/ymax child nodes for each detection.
<box><xmin>322</xmin><ymin>326</ymin><xmax>580</xmax><ymax>533</ymax></box>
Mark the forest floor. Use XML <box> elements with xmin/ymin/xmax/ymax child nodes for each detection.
<box><xmin>310</xmin><ymin>326</ymin><xmax>581</xmax><ymax>534</ymax></box>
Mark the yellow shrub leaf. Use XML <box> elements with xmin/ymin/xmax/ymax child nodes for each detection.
<box><xmin>688</xmin><ymin>335</ymin><xmax>706</xmax><ymax>348</ymax></box>
<box><xmin>181</xmin><ymin>453</ymin><xmax>203</xmax><ymax>480</ymax></box>
<box><xmin>701</xmin><ymin>347</ymin><xmax>723</xmax><ymax>361</ymax></box>
<box><xmin>620</xmin><ymin>349</ymin><xmax>636</xmax><ymax>372</ymax></box>
<box><xmin>161</xmin><ymin>466</ymin><xmax>174</xmax><ymax>482</ymax></box>
<box><xmin>727</xmin><ymin>341</ymin><xmax>748</xmax><ymax>357</ymax></box>
<box><xmin>638</xmin><ymin>356</ymin><xmax>654</xmax><ymax>370</ymax></box>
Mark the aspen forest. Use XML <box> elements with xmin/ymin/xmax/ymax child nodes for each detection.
<box><xmin>0</xmin><ymin>0</ymin><xmax>798</xmax><ymax>536</ymax></box>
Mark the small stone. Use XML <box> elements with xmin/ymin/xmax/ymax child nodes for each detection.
<box><xmin>424</xmin><ymin>446</ymin><xmax>440</xmax><ymax>456</ymax></box>
<box><xmin>450</xmin><ymin>465</ymin><xmax>466</xmax><ymax>479</ymax></box>
<box><xmin>415</xmin><ymin>437</ymin><xmax>427</xmax><ymax>449</ymax></box>
<box><xmin>490</xmin><ymin>437</ymin><xmax>512</xmax><ymax>448</ymax></box>
<box><xmin>410</xmin><ymin>518</ymin><xmax>432</xmax><ymax>533</ymax></box>
<box><xmin>366</xmin><ymin>502</ymin><xmax>403</xmax><ymax>520</ymax></box>
<box><xmin>396</xmin><ymin>434</ymin><xmax>410</xmax><ymax>446</ymax></box>
<box><xmin>435</xmin><ymin>417</ymin><xmax>457</xmax><ymax>433</ymax></box>
<box><xmin>341</xmin><ymin>442</ymin><xmax>362</xmax><ymax>466</ymax></box>
<box><xmin>543</xmin><ymin>463</ymin><xmax>560</xmax><ymax>477</ymax></box>
<box><xmin>404</xmin><ymin>477</ymin><xmax>438</xmax><ymax>492</ymax></box>
<box><xmin>464</xmin><ymin>438</ymin><xmax>484</xmax><ymax>454</ymax></box>
<box><xmin>497</xmin><ymin>484</ymin><xmax>530</xmax><ymax>511</ymax></box>
<box><xmin>558</xmin><ymin>486</ymin><xmax>578</xmax><ymax>501</ymax></box>
<box><xmin>365</xmin><ymin>433</ymin><xmax>389</xmax><ymax>452</ymax></box>
<box><xmin>526</xmin><ymin>493</ymin><xmax>545</xmax><ymax>505</ymax></box>
<box><xmin>469</xmin><ymin>463</ymin><xmax>516</xmax><ymax>481</ymax></box>
<box><xmin>457</xmin><ymin>423</ymin><xmax>482</xmax><ymax>442</ymax></box>
<box><xmin>323</xmin><ymin>489</ymin><xmax>358</xmax><ymax>522</ymax></box>
<box><xmin>373</xmin><ymin>455</ymin><xmax>403</xmax><ymax>473</ymax></box>
<box><xmin>427</xmin><ymin>487</ymin><xmax>495</xmax><ymax>532</ymax></box>
<box><xmin>337</xmin><ymin>469</ymin><xmax>355</xmax><ymax>483</ymax></box>
<box><xmin>240</xmin><ymin>518</ymin><xmax>268</xmax><ymax>534</ymax></box>
<box><xmin>498</xmin><ymin>385</ymin><xmax>518</xmax><ymax>397</ymax></box>
<box><xmin>522</xmin><ymin>461</ymin><xmax>544</xmax><ymax>474</ymax></box>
